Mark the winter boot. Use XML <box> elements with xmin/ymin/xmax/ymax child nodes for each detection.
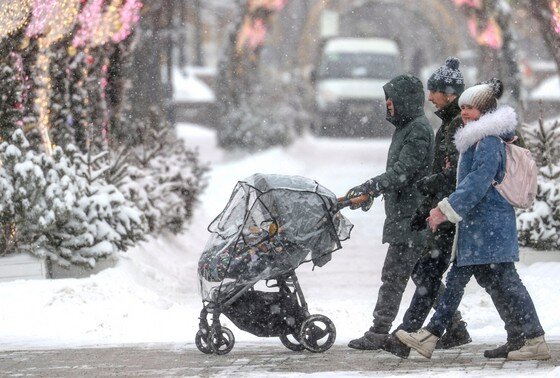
<box><xmin>348</xmin><ymin>330</ymin><xmax>388</xmax><ymax>350</ymax></box>
<box><xmin>395</xmin><ymin>328</ymin><xmax>439</xmax><ymax>359</ymax></box>
<box><xmin>484</xmin><ymin>339</ymin><xmax>524</xmax><ymax>358</ymax></box>
<box><xmin>381</xmin><ymin>333</ymin><xmax>411</xmax><ymax>358</ymax></box>
<box><xmin>507</xmin><ymin>336</ymin><xmax>551</xmax><ymax>361</ymax></box>
<box><xmin>435</xmin><ymin>320</ymin><xmax>472</xmax><ymax>349</ymax></box>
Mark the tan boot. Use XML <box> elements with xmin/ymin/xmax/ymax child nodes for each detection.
<box><xmin>395</xmin><ymin>328</ymin><xmax>438</xmax><ymax>359</ymax></box>
<box><xmin>507</xmin><ymin>336</ymin><xmax>551</xmax><ymax>361</ymax></box>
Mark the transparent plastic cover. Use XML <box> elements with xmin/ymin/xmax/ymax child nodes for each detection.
<box><xmin>198</xmin><ymin>173</ymin><xmax>353</xmax><ymax>303</ymax></box>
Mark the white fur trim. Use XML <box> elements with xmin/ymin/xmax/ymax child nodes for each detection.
<box><xmin>454</xmin><ymin>106</ymin><xmax>517</xmax><ymax>153</ymax></box>
<box><xmin>438</xmin><ymin>198</ymin><xmax>462</xmax><ymax>223</ymax></box>
<box><xmin>450</xmin><ymin>223</ymin><xmax>459</xmax><ymax>262</ymax></box>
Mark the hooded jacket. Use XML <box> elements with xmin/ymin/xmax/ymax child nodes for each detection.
<box><xmin>438</xmin><ymin>105</ymin><xmax>519</xmax><ymax>266</ymax></box>
<box><xmin>371</xmin><ymin>75</ymin><xmax>435</xmax><ymax>246</ymax></box>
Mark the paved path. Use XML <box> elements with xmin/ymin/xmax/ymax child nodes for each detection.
<box><xmin>1</xmin><ymin>342</ymin><xmax>559</xmax><ymax>377</ymax></box>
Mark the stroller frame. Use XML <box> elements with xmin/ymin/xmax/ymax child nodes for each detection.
<box><xmin>196</xmin><ymin>270</ymin><xmax>336</xmax><ymax>354</ymax></box>
<box><xmin>195</xmin><ymin>174</ymin><xmax>367</xmax><ymax>355</ymax></box>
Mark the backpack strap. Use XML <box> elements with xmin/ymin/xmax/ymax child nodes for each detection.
<box><xmin>474</xmin><ymin>136</ymin><xmax>507</xmax><ymax>186</ymax></box>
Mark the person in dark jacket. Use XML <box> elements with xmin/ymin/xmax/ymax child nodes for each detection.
<box><xmin>395</xmin><ymin>79</ymin><xmax>550</xmax><ymax>361</ymax></box>
<box><xmin>381</xmin><ymin>58</ymin><xmax>471</xmax><ymax>358</ymax></box>
<box><xmin>345</xmin><ymin>74</ymin><xmax>435</xmax><ymax>350</ymax></box>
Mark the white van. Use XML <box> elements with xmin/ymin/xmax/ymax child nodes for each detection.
<box><xmin>312</xmin><ymin>37</ymin><xmax>402</xmax><ymax>137</ymax></box>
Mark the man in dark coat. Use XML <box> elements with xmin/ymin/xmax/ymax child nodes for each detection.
<box><xmin>346</xmin><ymin>74</ymin><xmax>435</xmax><ymax>350</ymax></box>
<box><xmin>381</xmin><ymin>58</ymin><xmax>472</xmax><ymax>358</ymax></box>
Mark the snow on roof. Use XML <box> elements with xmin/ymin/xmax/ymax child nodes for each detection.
<box><xmin>324</xmin><ymin>38</ymin><xmax>399</xmax><ymax>55</ymax></box>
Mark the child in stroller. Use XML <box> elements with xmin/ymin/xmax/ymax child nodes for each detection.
<box><xmin>195</xmin><ymin>173</ymin><xmax>363</xmax><ymax>355</ymax></box>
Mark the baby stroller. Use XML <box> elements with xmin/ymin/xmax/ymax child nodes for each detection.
<box><xmin>196</xmin><ymin>173</ymin><xmax>364</xmax><ymax>355</ymax></box>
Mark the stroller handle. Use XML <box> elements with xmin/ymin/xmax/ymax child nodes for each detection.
<box><xmin>336</xmin><ymin>194</ymin><xmax>370</xmax><ymax>210</ymax></box>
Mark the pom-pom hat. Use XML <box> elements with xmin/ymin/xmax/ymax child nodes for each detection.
<box><xmin>458</xmin><ymin>78</ymin><xmax>504</xmax><ymax>114</ymax></box>
<box><xmin>427</xmin><ymin>57</ymin><xmax>465</xmax><ymax>95</ymax></box>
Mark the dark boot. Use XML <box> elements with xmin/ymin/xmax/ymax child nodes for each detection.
<box><xmin>348</xmin><ymin>330</ymin><xmax>388</xmax><ymax>350</ymax></box>
<box><xmin>381</xmin><ymin>333</ymin><xmax>410</xmax><ymax>358</ymax></box>
<box><xmin>435</xmin><ymin>320</ymin><xmax>472</xmax><ymax>349</ymax></box>
<box><xmin>484</xmin><ymin>339</ymin><xmax>525</xmax><ymax>358</ymax></box>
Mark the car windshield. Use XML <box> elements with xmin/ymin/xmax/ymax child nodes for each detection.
<box><xmin>318</xmin><ymin>53</ymin><xmax>399</xmax><ymax>80</ymax></box>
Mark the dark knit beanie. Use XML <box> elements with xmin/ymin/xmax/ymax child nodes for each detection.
<box><xmin>427</xmin><ymin>57</ymin><xmax>465</xmax><ymax>95</ymax></box>
<box><xmin>458</xmin><ymin>78</ymin><xmax>504</xmax><ymax>114</ymax></box>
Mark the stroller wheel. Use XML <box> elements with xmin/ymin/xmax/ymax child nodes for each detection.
<box><xmin>209</xmin><ymin>327</ymin><xmax>235</xmax><ymax>355</ymax></box>
<box><xmin>279</xmin><ymin>333</ymin><xmax>305</xmax><ymax>352</ymax></box>
<box><xmin>299</xmin><ymin>314</ymin><xmax>336</xmax><ymax>353</ymax></box>
<box><xmin>195</xmin><ymin>330</ymin><xmax>213</xmax><ymax>354</ymax></box>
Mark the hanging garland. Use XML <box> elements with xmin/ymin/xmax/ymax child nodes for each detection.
<box><xmin>112</xmin><ymin>0</ymin><xmax>142</xmax><ymax>43</ymax></box>
<box><xmin>27</xmin><ymin>0</ymin><xmax>80</xmax><ymax>46</ymax></box>
<box><xmin>69</xmin><ymin>0</ymin><xmax>142</xmax><ymax>151</ymax></box>
<box><xmin>74</xmin><ymin>0</ymin><xmax>141</xmax><ymax>48</ymax></box>
<box><xmin>72</xmin><ymin>0</ymin><xmax>105</xmax><ymax>48</ymax></box>
<box><xmin>26</xmin><ymin>0</ymin><xmax>81</xmax><ymax>154</ymax></box>
<box><xmin>92</xmin><ymin>0</ymin><xmax>124</xmax><ymax>47</ymax></box>
<box><xmin>0</xmin><ymin>0</ymin><xmax>32</xmax><ymax>40</ymax></box>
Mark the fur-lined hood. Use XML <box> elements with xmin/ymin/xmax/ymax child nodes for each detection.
<box><xmin>454</xmin><ymin>105</ymin><xmax>517</xmax><ymax>153</ymax></box>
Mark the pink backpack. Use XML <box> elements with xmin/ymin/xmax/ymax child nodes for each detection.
<box><xmin>492</xmin><ymin>138</ymin><xmax>538</xmax><ymax>209</ymax></box>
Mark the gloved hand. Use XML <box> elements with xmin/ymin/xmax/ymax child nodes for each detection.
<box><xmin>410</xmin><ymin>209</ymin><xmax>428</xmax><ymax>231</ymax></box>
<box><xmin>345</xmin><ymin>180</ymin><xmax>379</xmax><ymax>211</ymax></box>
<box><xmin>360</xmin><ymin>195</ymin><xmax>374</xmax><ymax>212</ymax></box>
<box><xmin>345</xmin><ymin>184</ymin><xmax>368</xmax><ymax>200</ymax></box>
<box><xmin>410</xmin><ymin>199</ymin><xmax>432</xmax><ymax>231</ymax></box>
<box><xmin>414</xmin><ymin>175</ymin><xmax>433</xmax><ymax>195</ymax></box>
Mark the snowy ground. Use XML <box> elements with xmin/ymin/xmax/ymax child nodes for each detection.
<box><xmin>0</xmin><ymin>123</ymin><xmax>559</xmax><ymax>372</ymax></box>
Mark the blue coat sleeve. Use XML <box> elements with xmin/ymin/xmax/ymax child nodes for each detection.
<box><xmin>447</xmin><ymin>137</ymin><xmax>502</xmax><ymax>219</ymax></box>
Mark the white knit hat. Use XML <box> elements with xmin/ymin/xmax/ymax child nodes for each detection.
<box><xmin>458</xmin><ymin>78</ymin><xmax>504</xmax><ymax>114</ymax></box>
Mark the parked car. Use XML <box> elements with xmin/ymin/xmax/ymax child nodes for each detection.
<box><xmin>311</xmin><ymin>37</ymin><xmax>402</xmax><ymax>137</ymax></box>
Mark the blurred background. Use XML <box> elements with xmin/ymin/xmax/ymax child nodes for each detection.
<box><xmin>140</xmin><ymin>0</ymin><xmax>560</xmax><ymax>141</ymax></box>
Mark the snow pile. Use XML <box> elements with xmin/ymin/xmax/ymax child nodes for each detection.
<box><xmin>172</xmin><ymin>68</ymin><xmax>215</xmax><ymax>103</ymax></box>
<box><xmin>0</xmin><ymin>124</ymin><xmax>559</xmax><ymax>350</ymax></box>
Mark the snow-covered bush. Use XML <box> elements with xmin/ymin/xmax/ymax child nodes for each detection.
<box><xmin>116</xmin><ymin>119</ymin><xmax>208</xmax><ymax>235</ymax></box>
<box><xmin>68</xmin><ymin>147</ymin><xmax>147</xmax><ymax>257</ymax></box>
<box><xmin>0</xmin><ymin>130</ymin><xmax>146</xmax><ymax>267</ymax></box>
<box><xmin>517</xmin><ymin>119</ymin><xmax>560</xmax><ymax>250</ymax></box>
<box><xmin>217</xmin><ymin>74</ymin><xmax>303</xmax><ymax>151</ymax></box>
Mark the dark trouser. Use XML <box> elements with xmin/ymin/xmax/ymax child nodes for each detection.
<box><xmin>426</xmin><ymin>262</ymin><xmax>545</xmax><ymax>340</ymax></box>
<box><xmin>398</xmin><ymin>230</ymin><xmax>457</xmax><ymax>333</ymax></box>
<box><xmin>371</xmin><ymin>243</ymin><xmax>423</xmax><ymax>334</ymax></box>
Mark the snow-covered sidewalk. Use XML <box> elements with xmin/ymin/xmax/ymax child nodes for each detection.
<box><xmin>0</xmin><ymin>123</ymin><xmax>559</xmax><ymax>357</ymax></box>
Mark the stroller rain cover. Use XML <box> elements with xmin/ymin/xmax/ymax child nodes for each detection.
<box><xmin>198</xmin><ymin>173</ymin><xmax>353</xmax><ymax>303</ymax></box>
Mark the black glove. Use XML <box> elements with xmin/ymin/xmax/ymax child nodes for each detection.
<box><xmin>345</xmin><ymin>180</ymin><xmax>379</xmax><ymax>211</ymax></box>
<box><xmin>410</xmin><ymin>210</ymin><xmax>428</xmax><ymax>231</ymax></box>
<box><xmin>410</xmin><ymin>199</ymin><xmax>432</xmax><ymax>231</ymax></box>
<box><xmin>414</xmin><ymin>175</ymin><xmax>431</xmax><ymax>194</ymax></box>
<box><xmin>345</xmin><ymin>184</ymin><xmax>368</xmax><ymax>201</ymax></box>
<box><xmin>360</xmin><ymin>195</ymin><xmax>374</xmax><ymax>212</ymax></box>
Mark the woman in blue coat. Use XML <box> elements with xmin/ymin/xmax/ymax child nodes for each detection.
<box><xmin>395</xmin><ymin>79</ymin><xmax>550</xmax><ymax>361</ymax></box>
